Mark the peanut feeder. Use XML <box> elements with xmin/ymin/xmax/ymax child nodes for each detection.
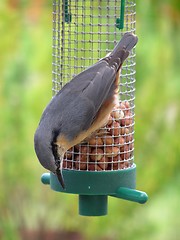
<box><xmin>41</xmin><ymin>0</ymin><xmax>148</xmax><ymax>216</ymax></box>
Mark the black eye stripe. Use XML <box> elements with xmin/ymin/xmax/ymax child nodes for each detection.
<box><xmin>52</xmin><ymin>128</ymin><xmax>61</xmax><ymax>141</ymax></box>
<box><xmin>51</xmin><ymin>141</ymin><xmax>59</xmax><ymax>162</ymax></box>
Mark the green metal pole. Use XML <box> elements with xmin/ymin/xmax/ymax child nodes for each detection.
<box><xmin>116</xmin><ymin>0</ymin><xmax>125</xmax><ymax>29</ymax></box>
<box><xmin>64</xmin><ymin>0</ymin><xmax>72</xmax><ymax>23</ymax></box>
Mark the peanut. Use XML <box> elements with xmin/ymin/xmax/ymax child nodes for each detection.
<box><xmin>110</xmin><ymin>121</ymin><xmax>120</xmax><ymax>136</ymax></box>
<box><xmin>125</xmin><ymin>134</ymin><xmax>133</xmax><ymax>143</ymax></box>
<box><xmin>105</xmin><ymin>146</ymin><xmax>119</xmax><ymax>157</ymax></box>
<box><xmin>114</xmin><ymin>136</ymin><xmax>125</xmax><ymax>146</ymax></box>
<box><xmin>90</xmin><ymin>148</ymin><xmax>104</xmax><ymax>161</ymax></box>
<box><xmin>128</xmin><ymin>142</ymin><xmax>134</xmax><ymax>150</ymax></box>
<box><xmin>89</xmin><ymin>137</ymin><xmax>103</xmax><ymax>146</ymax></box>
<box><xmin>102</xmin><ymin>135</ymin><xmax>114</xmax><ymax>145</ymax></box>
<box><xmin>120</xmin><ymin>145</ymin><xmax>131</xmax><ymax>160</ymax></box>
<box><xmin>63</xmin><ymin>160</ymin><xmax>73</xmax><ymax>169</ymax></box>
<box><xmin>108</xmin><ymin>155</ymin><xmax>122</xmax><ymax>170</ymax></box>
<box><xmin>119</xmin><ymin>102</ymin><xmax>126</xmax><ymax>110</ymax></box>
<box><xmin>88</xmin><ymin>163</ymin><xmax>102</xmax><ymax>171</ymax></box>
<box><xmin>80</xmin><ymin>146</ymin><xmax>89</xmax><ymax>153</ymax></box>
<box><xmin>98</xmin><ymin>156</ymin><xmax>109</xmax><ymax>170</ymax></box>
<box><xmin>111</xmin><ymin>109</ymin><xmax>124</xmax><ymax>121</ymax></box>
<box><xmin>120</xmin><ymin>160</ymin><xmax>130</xmax><ymax>169</ymax></box>
<box><xmin>124</xmin><ymin>101</ymin><xmax>130</xmax><ymax>109</ymax></box>
<box><xmin>121</xmin><ymin>116</ymin><xmax>133</xmax><ymax>126</ymax></box>
<box><xmin>75</xmin><ymin>154</ymin><xmax>88</xmax><ymax>170</ymax></box>
<box><xmin>120</xmin><ymin>127</ymin><xmax>130</xmax><ymax>135</ymax></box>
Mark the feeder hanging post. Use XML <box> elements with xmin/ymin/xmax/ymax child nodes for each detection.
<box><xmin>116</xmin><ymin>0</ymin><xmax>125</xmax><ymax>29</ymax></box>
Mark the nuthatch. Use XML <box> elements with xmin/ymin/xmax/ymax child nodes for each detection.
<box><xmin>34</xmin><ymin>32</ymin><xmax>138</xmax><ymax>189</ymax></box>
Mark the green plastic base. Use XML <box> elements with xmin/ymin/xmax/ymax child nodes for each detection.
<box><xmin>79</xmin><ymin>195</ymin><xmax>108</xmax><ymax>216</ymax></box>
<box><xmin>48</xmin><ymin>164</ymin><xmax>136</xmax><ymax>194</ymax></box>
<box><xmin>41</xmin><ymin>164</ymin><xmax>148</xmax><ymax>216</ymax></box>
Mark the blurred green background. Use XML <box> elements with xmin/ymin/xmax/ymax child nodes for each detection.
<box><xmin>1</xmin><ymin>0</ymin><xmax>180</xmax><ymax>239</ymax></box>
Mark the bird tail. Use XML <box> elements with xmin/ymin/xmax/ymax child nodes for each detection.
<box><xmin>104</xmin><ymin>32</ymin><xmax>138</xmax><ymax>70</ymax></box>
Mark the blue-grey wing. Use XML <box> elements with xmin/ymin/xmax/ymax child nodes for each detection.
<box><xmin>39</xmin><ymin>61</ymin><xmax>116</xmax><ymax>141</ymax></box>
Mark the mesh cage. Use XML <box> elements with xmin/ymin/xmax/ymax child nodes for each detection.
<box><xmin>52</xmin><ymin>0</ymin><xmax>136</xmax><ymax>172</ymax></box>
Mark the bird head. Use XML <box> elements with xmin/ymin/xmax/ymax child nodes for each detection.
<box><xmin>34</xmin><ymin>125</ymin><xmax>57</xmax><ymax>173</ymax></box>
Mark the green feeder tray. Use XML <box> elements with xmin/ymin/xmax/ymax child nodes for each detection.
<box><xmin>41</xmin><ymin>164</ymin><xmax>148</xmax><ymax>216</ymax></box>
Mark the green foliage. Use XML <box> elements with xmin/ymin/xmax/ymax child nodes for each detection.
<box><xmin>0</xmin><ymin>1</ymin><xmax>180</xmax><ymax>239</ymax></box>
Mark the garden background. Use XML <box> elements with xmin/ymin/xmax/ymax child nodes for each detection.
<box><xmin>0</xmin><ymin>0</ymin><xmax>180</xmax><ymax>239</ymax></box>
